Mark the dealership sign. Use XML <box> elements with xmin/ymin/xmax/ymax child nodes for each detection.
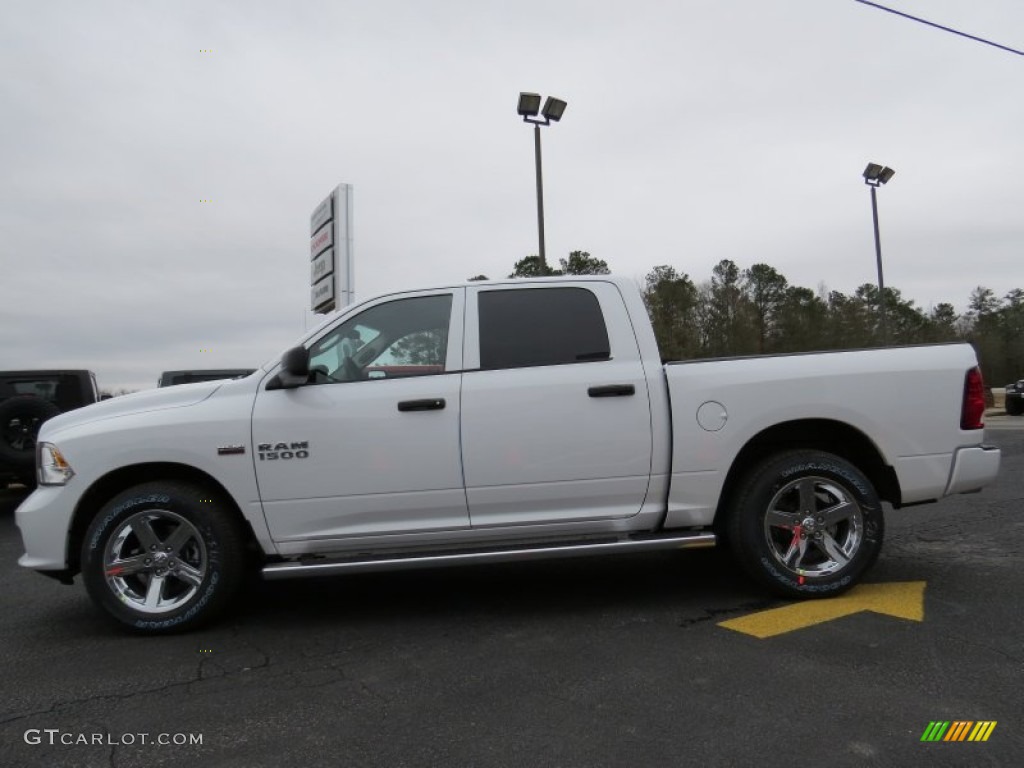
<box><xmin>309</xmin><ymin>184</ymin><xmax>353</xmax><ymax>313</ymax></box>
<box><xmin>311</xmin><ymin>248</ymin><xmax>334</xmax><ymax>284</ymax></box>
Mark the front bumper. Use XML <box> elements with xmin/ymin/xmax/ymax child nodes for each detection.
<box><xmin>945</xmin><ymin>444</ymin><xmax>1001</xmax><ymax>495</ymax></box>
<box><xmin>15</xmin><ymin>485</ymin><xmax>76</xmax><ymax>573</ymax></box>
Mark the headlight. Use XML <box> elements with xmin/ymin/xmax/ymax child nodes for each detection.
<box><xmin>37</xmin><ymin>442</ymin><xmax>75</xmax><ymax>486</ymax></box>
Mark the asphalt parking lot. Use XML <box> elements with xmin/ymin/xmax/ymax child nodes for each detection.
<box><xmin>1</xmin><ymin>422</ymin><xmax>1021</xmax><ymax>767</ymax></box>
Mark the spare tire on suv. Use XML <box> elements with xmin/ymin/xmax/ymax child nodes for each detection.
<box><xmin>0</xmin><ymin>369</ymin><xmax>101</xmax><ymax>489</ymax></box>
<box><xmin>0</xmin><ymin>396</ymin><xmax>62</xmax><ymax>485</ymax></box>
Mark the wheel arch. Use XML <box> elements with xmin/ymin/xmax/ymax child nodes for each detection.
<box><xmin>67</xmin><ymin>462</ymin><xmax>262</xmax><ymax>575</ymax></box>
<box><xmin>713</xmin><ymin>418</ymin><xmax>900</xmax><ymax>533</ymax></box>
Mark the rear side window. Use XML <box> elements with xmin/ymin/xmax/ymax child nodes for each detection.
<box><xmin>478</xmin><ymin>287</ymin><xmax>610</xmax><ymax>370</ymax></box>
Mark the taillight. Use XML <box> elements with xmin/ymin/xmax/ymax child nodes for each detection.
<box><xmin>961</xmin><ymin>367</ymin><xmax>985</xmax><ymax>430</ymax></box>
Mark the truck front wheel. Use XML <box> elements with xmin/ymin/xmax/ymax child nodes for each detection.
<box><xmin>81</xmin><ymin>482</ymin><xmax>246</xmax><ymax>633</ymax></box>
<box><xmin>727</xmin><ymin>450</ymin><xmax>884</xmax><ymax>598</ymax></box>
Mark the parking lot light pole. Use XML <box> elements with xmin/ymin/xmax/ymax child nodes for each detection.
<box><xmin>863</xmin><ymin>162</ymin><xmax>895</xmax><ymax>344</ymax></box>
<box><xmin>517</xmin><ymin>92</ymin><xmax>567</xmax><ymax>274</ymax></box>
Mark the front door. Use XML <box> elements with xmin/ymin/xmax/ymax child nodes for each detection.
<box><xmin>252</xmin><ymin>289</ymin><xmax>468</xmax><ymax>546</ymax></box>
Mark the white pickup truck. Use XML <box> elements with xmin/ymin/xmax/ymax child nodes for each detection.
<box><xmin>17</xmin><ymin>276</ymin><xmax>1000</xmax><ymax>632</ymax></box>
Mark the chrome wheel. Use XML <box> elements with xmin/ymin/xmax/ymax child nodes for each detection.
<box><xmin>84</xmin><ymin>482</ymin><xmax>247</xmax><ymax>632</ymax></box>
<box><xmin>762</xmin><ymin>475</ymin><xmax>864</xmax><ymax>580</ymax></box>
<box><xmin>102</xmin><ymin>509</ymin><xmax>208</xmax><ymax>614</ymax></box>
<box><xmin>728</xmin><ymin>451</ymin><xmax>883</xmax><ymax>598</ymax></box>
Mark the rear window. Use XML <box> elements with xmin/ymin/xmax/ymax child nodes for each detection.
<box><xmin>478</xmin><ymin>287</ymin><xmax>610</xmax><ymax>370</ymax></box>
<box><xmin>0</xmin><ymin>375</ymin><xmax>81</xmax><ymax>409</ymax></box>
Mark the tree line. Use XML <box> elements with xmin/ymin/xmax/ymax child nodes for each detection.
<box><xmin>474</xmin><ymin>251</ymin><xmax>1024</xmax><ymax>386</ymax></box>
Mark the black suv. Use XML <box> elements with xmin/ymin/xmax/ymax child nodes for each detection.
<box><xmin>1006</xmin><ymin>380</ymin><xmax>1023</xmax><ymax>416</ymax></box>
<box><xmin>0</xmin><ymin>370</ymin><xmax>101</xmax><ymax>488</ymax></box>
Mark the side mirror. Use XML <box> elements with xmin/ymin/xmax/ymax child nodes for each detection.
<box><xmin>266</xmin><ymin>346</ymin><xmax>310</xmax><ymax>390</ymax></box>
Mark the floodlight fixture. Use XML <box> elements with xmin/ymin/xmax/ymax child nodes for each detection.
<box><xmin>541</xmin><ymin>96</ymin><xmax>567</xmax><ymax>122</ymax></box>
<box><xmin>863</xmin><ymin>162</ymin><xmax>895</xmax><ymax>187</ymax></box>
<box><xmin>517</xmin><ymin>92</ymin><xmax>541</xmax><ymax>118</ymax></box>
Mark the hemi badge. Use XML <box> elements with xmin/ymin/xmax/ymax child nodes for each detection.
<box><xmin>217</xmin><ymin>445</ymin><xmax>246</xmax><ymax>456</ymax></box>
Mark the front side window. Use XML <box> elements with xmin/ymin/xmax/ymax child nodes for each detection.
<box><xmin>308</xmin><ymin>294</ymin><xmax>452</xmax><ymax>383</ymax></box>
<box><xmin>478</xmin><ymin>287</ymin><xmax>611</xmax><ymax>370</ymax></box>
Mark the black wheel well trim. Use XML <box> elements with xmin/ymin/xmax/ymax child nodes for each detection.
<box><xmin>66</xmin><ymin>462</ymin><xmax>262</xmax><ymax>575</ymax></box>
<box><xmin>711</xmin><ymin>418</ymin><xmax>900</xmax><ymax>532</ymax></box>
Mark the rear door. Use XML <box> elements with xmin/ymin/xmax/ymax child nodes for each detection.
<box><xmin>460</xmin><ymin>281</ymin><xmax>654</xmax><ymax>527</ymax></box>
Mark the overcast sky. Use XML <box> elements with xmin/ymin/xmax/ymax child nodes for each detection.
<box><xmin>2</xmin><ymin>0</ymin><xmax>1022</xmax><ymax>392</ymax></box>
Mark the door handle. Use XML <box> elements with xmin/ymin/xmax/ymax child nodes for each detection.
<box><xmin>397</xmin><ymin>398</ymin><xmax>446</xmax><ymax>412</ymax></box>
<box><xmin>588</xmin><ymin>384</ymin><xmax>635</xmax><ymax>398</ymax></box>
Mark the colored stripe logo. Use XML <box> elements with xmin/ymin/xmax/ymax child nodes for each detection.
<box><xmin>920</xmin><ymin>721</ymin><xmax>997</xmax><ymax>742</ymax></box>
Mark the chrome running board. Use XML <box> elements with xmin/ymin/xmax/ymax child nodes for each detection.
<box><xmin>262</xmin><ymin>532</ymin><xmax>717</xmax><ymax>581</ymax></box>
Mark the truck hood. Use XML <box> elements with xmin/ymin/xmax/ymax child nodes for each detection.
<box><xmin>40</xmin><ymin>381</ymin><xmax>223</xmax><ymax>438</ymax></box>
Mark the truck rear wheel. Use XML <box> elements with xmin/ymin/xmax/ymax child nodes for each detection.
<box><xmin>726</xmin><ymin>450</ymin><xmax>884</xmax><ymax>598</ymax></box>
<box><xmin>81</xmin><ymin>481</ymin><xmax>246</xmax><ymax>633</ymax></box>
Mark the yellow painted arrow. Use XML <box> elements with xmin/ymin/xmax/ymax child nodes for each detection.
<box><xmin>718</xmin><ymin>581</ymin><xmax>926</xmax><ymax>639</ymax></box>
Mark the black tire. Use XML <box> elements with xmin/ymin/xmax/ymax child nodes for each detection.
<box><xmin>726</xmin><ymin>450</ymin><xmax>884</xmax><ymax>598</ymax></box>
<box><xmin>0</xmin><ymin>396</ymin><xmax>62</xmax><ymax>469</ymax></box>
<box><xmin>81</xmin><ymin>481</ymin><xmax>247</xmax><ymax>633</ymax></box>
<box><xmin>1006</xmin><ymin>398</ymin><xmax>1023</xmax><ymax>416</ymax></box>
